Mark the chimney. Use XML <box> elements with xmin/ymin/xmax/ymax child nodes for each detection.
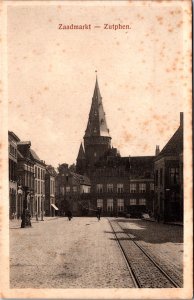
<box><xmin>180</xmin><ymin>112</ymin><xmax>183</xmax><ymax>127</ymax></box>
<box><xmin>155</xmin><ymin>145</ymin><xmax>160</xmax><ymax>156</ymax></box>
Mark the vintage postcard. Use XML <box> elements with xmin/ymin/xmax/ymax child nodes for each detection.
<box><xmin>0</xmin><ymin>0</ymin><xmax>193</xmax><ymax>299</ymax></box>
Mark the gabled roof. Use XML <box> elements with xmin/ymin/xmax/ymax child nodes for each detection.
<box><xmin>17</xmin><ymin>142</ymin><xmax>32</xmax><ymax>160</ymax></box>
<box><xmin>70</xmin><ymin>172</ymin><xmax>91</xmax><ymax>186</ymax></box>
<box><xmin>30</xmin><ymin>149</ymin><xmax>41</xmax><ymax>161</ymax></box>
<box><xmin>30</xmin><ymin>149</ymin><xmax>45</xmax><ymax>166</ymax></box>
<box><xmin>84</xmin><ymin>76</ymin><xmax>110</xmax><ymax>138</ymax></box>
<box><xmin>46</xmin><ymin>165</ymin><xmax>58</xmax><ymax>176</ymax></box>
<box><xmin>155</xmin><ymin>125</ymin><xmax>183</xmax><ymax>160</ymax></box>
<box><xmin>8</xmin><ymin>131</ymin><xmax>20</xmax><ymax>142</ymax></box>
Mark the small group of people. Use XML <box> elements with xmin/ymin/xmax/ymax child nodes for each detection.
<box><xmin>65</xmin><ymin>207</ymin><xmax>102</xmax><ymax>221</ymax></box>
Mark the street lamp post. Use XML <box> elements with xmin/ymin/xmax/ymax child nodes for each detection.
<box><xmin>41</xmin><ymin>194</ymin><xmax>45</xmax><ymax>221</ymax></box>
<box><xmin>17</xmin><ymin>185</ymin><xmax>23</xmax><ymax>220</ymax></box>
<box><xmin>20</xmin><ymin>186</ymin><xmax>29</xmax><ymax>228</ymax></box>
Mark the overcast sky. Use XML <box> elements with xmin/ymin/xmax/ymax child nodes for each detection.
<box><xmin>8</xmin><ymin>1</ymin><xmax>187</xmax><ymax>168</ymax></box>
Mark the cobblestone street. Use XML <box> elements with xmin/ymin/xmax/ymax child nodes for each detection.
<box><xmin>10</xmin><ymin>217</ymin><xmax>183</xmax><ymax>288</ymax></box>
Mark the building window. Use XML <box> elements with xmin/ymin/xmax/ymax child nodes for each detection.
<box><xmin>107</xmin><ymin>199</ymin><xmax>113</xmax><ymax>212</ymax></box>
<box><xmin>35</xmin><ymin>166</ymin><xmax>37</xmax><ymax>178</ymax></box>
<box><xmin>38</xmin><ymin>181</ymin><xmax>40</xmax><ymax>194</ymax></box>
<box><xmin>107</xmin><ymin>184</ymin><xmax>113</xmax><ymax>192</ymax></box>
<box><xmin>117</xmin><ymin>183</ymin><xmax>124</xmax><ymax>193</ymax></box>
<box><xmin>150</xmin><ymin>183</ymin><xmax>154</xmax><ymax>191</ymax></box>
<box><xmin>169</xmin><ymin>168</ymin><xmax>179</xmax><ymax>185</ymax></box>
<box><xmin>160</xmin><ymin>168</ymin><xmax>163</xmax><ymax>186</ymax></box>
<box><xmin>85</xmin><ymin>186</ymin><xmax>91</xmax><ymax>193</ymax></box>
<box><xmin>42</xmin><ymin>181</ymin><xmax>45</xmax><ymax>194</ymax></box>
<box><xmin>97</xmin><ymin>184</ymin><xmax>103</xmax><ymax>193</ymax></box>
<box><xmin>117</xmin><ymin>199</ymin><xmax>124</xmax><ymax>211</ymax></box>
<box><xmin>50</xmin><ymin>179</ymin><xmax>52</xmax><ymax>194</ymax></box>
<box><xmin>139</xmin><ymin>183</ymin><xmax>146</xmax><ymax>193</ymax></box>
<box><xmin>66</xmin><ymin>186</ymin><xmax>70</xmax><ymax>193</ymax></box>
<box><xmin>130</xmin><ymin>199</ymin><xmax>136</xmax><ymax>205</ymax></box>
<box><xmin>53</xmin><ymin>182</ymin><xmax>55</xmax><ymax>194</ymax></box>
<box><xmin>155</xmin><ymin>170</ymin><xmax>158</xmax><ymax>187</ymax></box>
<box><xmin>35</xmin><ymin>180</ymin><xmax>37</xmax><ymax>193</ymax></box>
<box><xmin>38</xmin><ymin>168</ymin><xmax>40</xmax><ymax>179</ymax></box>
<box><xmin>60</xmin><ymin>186</ymin><xmax>64</xmax><ymax>196</ymax></box>
<box><xmin>130</xmin><ymin>183</ymin><xmax>136</xmax><ymax>193</ymax></box>
<box><xmin>97</xmin><ymin>199</ymin><xmax>103</xmax><ymax>210</ymax></box>
<box><xmin>139</xmin><ymin>198</ymin><xmax>146</xmax><ymax>205</ymax></box>
<box><xmin>73</xmin><ymin>186</ymin><xmax>77</xmax><ymax>193</ymax></box>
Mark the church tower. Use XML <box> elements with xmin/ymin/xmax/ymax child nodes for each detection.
<box><xmin>83</xmin><ymin>75</ymin><xmax>111</xmax><ymax>170</ymax></box>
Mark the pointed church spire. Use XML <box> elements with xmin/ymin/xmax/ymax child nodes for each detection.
<box><xmin>84</xmin><ymin>73</ymin><xmax>110</xmax><ymax>138</ymax></box>
<box><xmin>77</xmin><ymin>143</ymin><xmax>86</xmax><ymax>160</ymax></box>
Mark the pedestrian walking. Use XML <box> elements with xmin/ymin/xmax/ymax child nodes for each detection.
<box><xmin>96</xmin><ymin>207</ymin><xmax>102</xmax><ymax>221</ymax></box>
<box><xmin>35</xmin><ymin>212</ymin><xmax>39</xmax><ymax>221</ymax></box>
<box><xmin>67</xmin><ymin>210</ymin><xmax>72</xmax><ymax>221</ymax></box>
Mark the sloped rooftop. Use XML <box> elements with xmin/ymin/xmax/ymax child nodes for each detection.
<box><xmin>70</xmin><ymin>172</ymin><xmax>91</xmax><ymax>186</ymax></box>
<box><xmin>155</xmin><ymin>125</ymin><xmax>183</xmax><ymax>160</ymax></box>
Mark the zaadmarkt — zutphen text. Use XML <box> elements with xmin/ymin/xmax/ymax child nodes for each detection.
<box><xmin>58</xmin><ymin>24</ymin><xmax>131</xmax><ymax>30</ymax></box>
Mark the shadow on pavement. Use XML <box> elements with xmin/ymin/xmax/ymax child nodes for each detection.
<box><xmin>108</xmin><ymin>219</ymin><xmax>183</xmax><ymax>244</ymax></box>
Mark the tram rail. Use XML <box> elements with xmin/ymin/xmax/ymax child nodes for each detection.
<box><xmin>108</xmin><ymin>218</ymin><xmax>181</xmax><ymax>288</ymax></box>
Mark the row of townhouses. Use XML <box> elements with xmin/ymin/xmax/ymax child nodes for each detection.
<box><xmin>9</xmin><ymin>78</ymin><xmax>183</xmax><ymax>222</ymax></box>
<box><xmin>9</xmin><ymin>132</ymin><xmax>57</xmax><ymax>219</ymax></box>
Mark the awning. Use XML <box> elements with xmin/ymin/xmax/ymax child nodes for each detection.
<box><xmin>51</xmin><ymin>204</ymin><xmax>59</xmax><ymax>210</ymax></box>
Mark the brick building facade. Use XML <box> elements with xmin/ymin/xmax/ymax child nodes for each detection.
<box><xmin>45</xmin><ymin>165</ymin><xmax>57</xmax><ymax>216</ymax></box>
<box><xmin>154</xmin><ymin>113</ymin><xmax>183</xmax><ymax>222</ymax></box>
<box><xmin>73</xmin><ymin>77</ymin><xmax>155</xmax><ymax>216</ymax></box>
<box><xmin>30</xmin><ymin>149</ymin><xmax>46</xmax><ymax>218</ymax></box>
<box><xmin>8</xmin><ymin>131</ymin><xmax>20</xmax><ymax>218</ymax></box>
<box><xmin>55</xmin><ymin>163</ymin><xmax>91</xmax><ymax>216</ymax></box>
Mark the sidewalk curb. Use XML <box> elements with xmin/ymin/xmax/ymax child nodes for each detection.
<box><xmin>141</xmin><ymin>218</ymin><xmax>155</xmax><ymax>222</ymax></box>
<box><xmin>142</xmin><ymin>218</ymin><xmax>183</xmax><ymax>226</ymax></box>
<box><xmin>165</xmin><ymin>222</ymin><xmax>183</xmax><ymax>227</ymax></box>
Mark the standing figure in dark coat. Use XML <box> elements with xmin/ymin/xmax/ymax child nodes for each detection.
<box><xmin>67</xmin><ymin>210</ymin><xmax>72</xmax><ymax>221</ymax></box>
<box><xmin>96</xmin><ymin>207</ymin><xmax>102</xmax><ymax>221</ymax></box>
<box><xmin>21</xmin><ymin>209</ymin><xmax>31</xmax><ymax>228</ymax></box>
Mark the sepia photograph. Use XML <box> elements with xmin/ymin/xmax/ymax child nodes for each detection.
<box><xmin>0</xmin><ymin>0</ymin><xmax>192</xmax><ymax>299</ymax></box>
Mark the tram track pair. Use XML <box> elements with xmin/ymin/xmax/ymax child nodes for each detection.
<box><xmin>108</xmin><ymin>218</ymin><xmax>181</xmax><ymax>288</ymax></box>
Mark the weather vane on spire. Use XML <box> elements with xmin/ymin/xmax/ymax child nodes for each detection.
<box><xmin>95</xmin><ymin>70</ymin><xmax>98</xmax><ymax>80</ymax></box>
